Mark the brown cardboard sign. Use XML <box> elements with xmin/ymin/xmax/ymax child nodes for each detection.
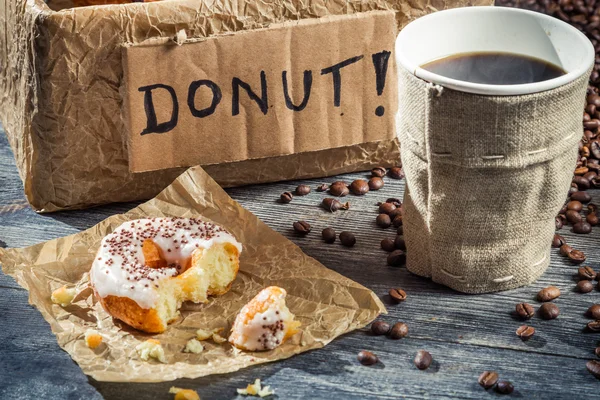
<box><xmin>122</xmin><ymin>11</ymin><xmax>397</xmax><ymax>173</ymax></box>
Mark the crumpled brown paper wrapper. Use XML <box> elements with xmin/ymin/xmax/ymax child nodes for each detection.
<box><xmin>0</xmin><ymin>166</ymin><xmax>385</xmax><ymax>382</ymax></box>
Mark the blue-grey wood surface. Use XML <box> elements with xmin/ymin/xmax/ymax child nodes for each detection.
<box><xmin>1</xmin><ymin>130</ymin><xmax>600</xmax><ymax>399</ymax></box>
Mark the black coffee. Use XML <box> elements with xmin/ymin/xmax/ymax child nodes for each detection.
<box><xmin>421</xmin><ymin>52</ymin><xmax>566</xmax><ymax>85</ymax></box>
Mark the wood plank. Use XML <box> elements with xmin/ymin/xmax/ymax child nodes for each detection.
<box><xmin>2</xmin><ymin>286</ymin><xmax>599</xmax><ymax>400</ymax></box>
<box><xmin>2</xmin><ymin>129</ymin><xmax>600</xmax><ymax>398</ymax></box>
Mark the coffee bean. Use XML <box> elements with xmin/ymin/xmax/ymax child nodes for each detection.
<box><xmin>538</xmin><ymin>286</ymin><xmax>561</xmax><ymax>302</ymax></box>
<box><xmin>579</xmin><ymin>266</ymin><xmax>596</xmax><ymax>280</ymax></box>
<box><xmin>379</xmin><ymin>202</ymin><xmax>396</xmax><ymax>215</ymax></box>
<box><xmin>568</xmin><ymin>185</ymin><xmax>579</xmax><ymax>197</ymax></box>
<box><xmin>387</xmin><ymin>250</ymin><xmax>406</xmax><ymax>267</ymax></box>
<box><xmin>595</xmin><ymin>347</ymin><xmax>600</xmax><ymax>358</ymax></box>
<box><xmin>350</xmin><ymin>179</ymin><xmax>369</xmax><ymax>195</ymax></box>
<box><xmin>394</xmin><ymin>236</ymin><xmax>406</xmax><ymax>251</ymax></box>
<box><xmin>587</xmin><ymin>360</ymin><xmax>600</xmax><ymax>379</ymax></box>
<box><xmin>539</xmin><ymin>303</ymin><xmax>560</xmax><ymax>319</ymax></box>
<box><xmin>589</xmin><ymin>94</ymin><xmax>600</xmax><ymax>107</ymax></box>
<box><xmin>590</xmin><ymin>204</ymin><xmax>599</xmax><ymax>214</ymax></box>
<box><xmin>368</xmin><ymin>177</ymin><xmax>384</xmax><ymax>191</ymax></box>
<box><xmin>381</xmin><ymin>238</ymin><xmax>396</xmax><ymax>252</ymax></box>
<box><xmin>588</xmin><ymin>213</ymin><xmax>599</xmax><ymax>226</ymax></box>
<box><xmin>376</xmin><ymin>214</ymin><xmax>392</xmax><ymax>228</ymax></box>
<box><xmin>556</xmin><ymin>216</ymin><xmax>564</xmax><ymax>230</ymax></box>
<box><xmin>357</xmin><ymin>350</ymin><xmax>378</xmax><ymax>366</ymax></box>
<box><xmin>322</xmin><ymin>198</ymin><xmax>350</xmax><ymax>212</ymax></box>
<box><xmin>389</xmin><ymin>208</ymin><xmax>403</xmax><ymax>220</ymax></box>
<box><xmin>316</xmin><ymin>183</ymin><xmax>328</xmax><ymax>192</ymax></box>
<box><xmin>371</xmin><ymin>166</ymin><xmax>387</xmax><ymax>178</ymax></box>
<box><xmin>370</xmin><ymin>320</ymin><xmax>390</xmax><ymax>336</ymax></box>
<box><xmin>573</xmin><ymin>221</ymin><xmax>592</xmax><ymax>234</ymax></box>
<box><xmin>559</xmin><ymin>203</ymin><xmax>568</xmax><ymax>215</ymax></box>
<box><xmin>339</xmin><ymin>231</ymin><xmax>356</xmax><ymax>247</ymax></box>
<box><xmin>515</xmin><ymin>303</ymin><xmax>535</xmax><ymax>319</ymax></box>
<box><xmin>566</xmin><ymin>209</ymin><xmax>583</xmax><ymax>224</ymax></box>
<box><xmin>389</xmin><ymin>288</ymin><xmax>407</xmax><ymax>303</ymax></box>
<box><xmin>388</xmin><ymin>167</ymin><xmax>404</xmax><ymax>179</ymax></box>
<box><xmin>293</xmin><ymin>221</ymin><xmax>311</xmax><ymax>234</ymax></box>
<box><xmin>392</xmin><ymin>215</ymin><xmax>403</xmax><ymax>228</ymax></box>
<box><xmin>558</xmin><ymin>214</ymin><xmax>569</xmax><ymax>226</ymax></box>
<box><xmin>478</xmin><ymin>370</ymin><xmax>499</xmax><ymax>390</ymax></box>
<box><xmin>588</xmin><ymin>320</ymin><xmax>600</xmax><ymax>332</ymax></box>
<box><xmin>578</xmin><ymin>280</ymin><xmax>595</xmax><ymax>293</ymax></box>
<box><xmin>559</xmin><ymin>244</ymin><xmax>573</xmax><ymax>256</ymax></box>
<box><xmin>329</xmin><ymin>181</ymin><xmax>349</xmax><ymax>197</ymax></box>
<box><xmin>495</xmin><ymin>381</ymin><xmax>514</xmax><ymax>395</ymax></box>
<box><xmin>567</xmin><ymin>200</ymin><xmax>583</xmax><ymax>211</ymax></box>
<box><xmin>396</xmin><ymin>225</ymin><xmax>404</xmax><ymax>235</ymax></box>
<box><xmin>386</xmin><ymin>198</ymin><xmax>402</xmax><ymax>206</ymax></box>
<box><xmin>414</xmin><ymin>350</ymin><xmax>432</xmax><ymax>370</ymax></box>
<box><xmin>322</xmin><ymin>228</ymin><xmax>336</xmax><ymax>243</ymax></box>
<box><xmin>592</xmin><ymin>142</ymin><xmax>600</xmax><ymax>160</ymax></box>
<box><xmin>280</xmin><ymin>191</ymin><xmax>293</xmax><ymax>203</ymax></box>
<box><xmin>295</xmin><ymin>184</ymin><xmax>311</xmax><ymax>196</ymax></box>
<box><xmin>552</xmin><ymin>234</ymin><xmax>566</xmax><ymax>248</ymax></box>
<box><xmin>587</xmin><ymin>304</ymin><xmax>600</xmax><ymax>319</ymax></box>
<box><xmin>573</xmin><ymin>176</ymin><xmax>591</xmax><ymax>190</ymax></box>
<box><xmin>388</xmin><ymin>322</ymin><xmax>408</xmax><ymax>339</ymax></box>
<box><xmin>568</xmin><ymin>249</ymin><xmax>587</xmax><ymax>264</ymax></box>
<box><xmin>516</xmin><ymin>325</ymin><xmax>535</xmax><ymax>340</ymax></box>
<box><xmin>571</xmin><ymin>191</ymin><xmax>592</xmax><ymax>203</ymax></box>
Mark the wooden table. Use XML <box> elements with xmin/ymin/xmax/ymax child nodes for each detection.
<box><xmin>1</xmin><ymin>131</ymin><xmax>599</xmax><ymax>399</ymax></box>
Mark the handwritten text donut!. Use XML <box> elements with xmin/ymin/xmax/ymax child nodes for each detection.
<box><xmin>122</xmin><ymin>11</ymin><xmax>397</xmax><ymax>173</ymax></box>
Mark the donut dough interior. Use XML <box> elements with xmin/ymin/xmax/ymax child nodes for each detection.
<box><xmin>99</xmin><ymin>240</ymin><xmax>239</xmax><ymax>333</ymax></box>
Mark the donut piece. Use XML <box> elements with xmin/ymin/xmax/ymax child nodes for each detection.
<box><xmin>90</xmin><ymin>218</ymin><xmax>242</xmax><ymax>333</ymax></box>
<box><xmin>229</xmin><ymin>286</ymin><xmax>300</xmax><ymax>351</ymax></box>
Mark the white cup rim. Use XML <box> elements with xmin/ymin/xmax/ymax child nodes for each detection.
<box><xmin>396</xmin><ymin>6</ymin><xmax>595</xmax><ymax>96</ymax></box>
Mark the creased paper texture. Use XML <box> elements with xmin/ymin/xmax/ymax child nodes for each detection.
<box><xmin>0</xmin><ymin>166</ymin><xmax>385</xmax><ymax>382</ymax></box>
<box><xmin>123</xmin><ymin>11</ymin><xmax>397</xmax><ymax>173</ymax></box>
<box><xmin>1</xmin><ymin>0</ymin><xmax>491</xmax><ymax>212</ymax></box>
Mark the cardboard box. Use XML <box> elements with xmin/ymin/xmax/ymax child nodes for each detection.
<box><xmin>1</xmin><ymin>0</ymin><xmax>492</xmax><ymax>212</ymax></box>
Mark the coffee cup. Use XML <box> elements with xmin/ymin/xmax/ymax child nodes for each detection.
<box><xmin>394</xmin><ymin>6</ymin><xmax>594</xmax><ymax>293</ymax></box>
<box><xmin>396</xmin><ymin>6</ymin><xmax>594</xmax><ymax>95</ymax></box>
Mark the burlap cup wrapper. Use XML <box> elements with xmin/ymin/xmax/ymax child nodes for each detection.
<box><xmin>0</xmin><ymin>166</ymin><xmax>385</xmax><ymax>382</ymax></box>
<box><xmin>397</xmin><ymin>66</ymin><xmax>591</xmax><ymax>294</ymax></box>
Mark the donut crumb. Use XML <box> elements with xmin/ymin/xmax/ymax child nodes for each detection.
<box><xmin>196</xmin><ymin>327</ymin><xmax>225</xmax><ymax>342</ymax></box>
<box><xmin>136</xmin><ymin>339</ymin><xmax>167</xmax><ymax>363</ymax></box>
<box><xmin>237</xmin><ymin>379</ymin><xmax>274</xmax><ymax>397</ymax></box>
<box><xmin>51</xmin><ymin>285</ymin><xmax>76</xmax><ymax>307</ymax></box>
<box><xmin>84</xmin><ymin>329</ymin><xmax>103</xmax><ymax>349</ymax></box>
<box><xmin>212</xmin><ymin>332</ymin><xmax>227</xmax><ymax>344</ymax></box>
<box><xmin>169</xmin><ymin>387</ymin><xmax>200</xmax><ymax>400</ymax></box>
<box><xmin>183</xmin><ymin>339</ymin><xmax>204</xmax><ymax>354</ymax></box>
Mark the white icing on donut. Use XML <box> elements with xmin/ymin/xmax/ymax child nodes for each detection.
<box><xmin>241</xmin><ymin>308</ymin><xmax>287</xmax><ymax>350</ymax></box>
<box><xmin>90</xmin><ymin>218</ymin><xmax>241</xmax><ymax>309</ymax></box>
<box><xmin>230</xmin><ymin>288</ymin><xmax>293</xmax><ymax>351</ymax></box>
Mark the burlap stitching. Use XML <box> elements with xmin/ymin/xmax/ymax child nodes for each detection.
<box><xmin>398</xmin><ymin>65</ymin><xmax>592</xmax><ymax>293</ymax></box>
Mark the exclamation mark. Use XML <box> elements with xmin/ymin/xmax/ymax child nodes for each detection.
<box><xmin>372</xmin><ymin>51</ymin><xmax>391</xmax><ymax>117</ymax></box>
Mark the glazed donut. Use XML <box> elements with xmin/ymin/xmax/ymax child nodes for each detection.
<box><xmin>90</xmin><ymin>217</ymin><xmax>241</xmax><ymax>333</ymax></box>
<box><xmin>229</xmin><ymin>286</ymin><xmax>300</xmax><ymax>351</ymax></box>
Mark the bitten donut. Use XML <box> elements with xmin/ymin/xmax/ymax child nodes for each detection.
<box><xmin>229</xmin><ymin>286</ymin><xmax>300</xmax><ymax>351</ymax></box>
<box><xmin>90</xmin><ymin>218</ymin><xmax>241</xmax><ymax>333</ymax></box>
